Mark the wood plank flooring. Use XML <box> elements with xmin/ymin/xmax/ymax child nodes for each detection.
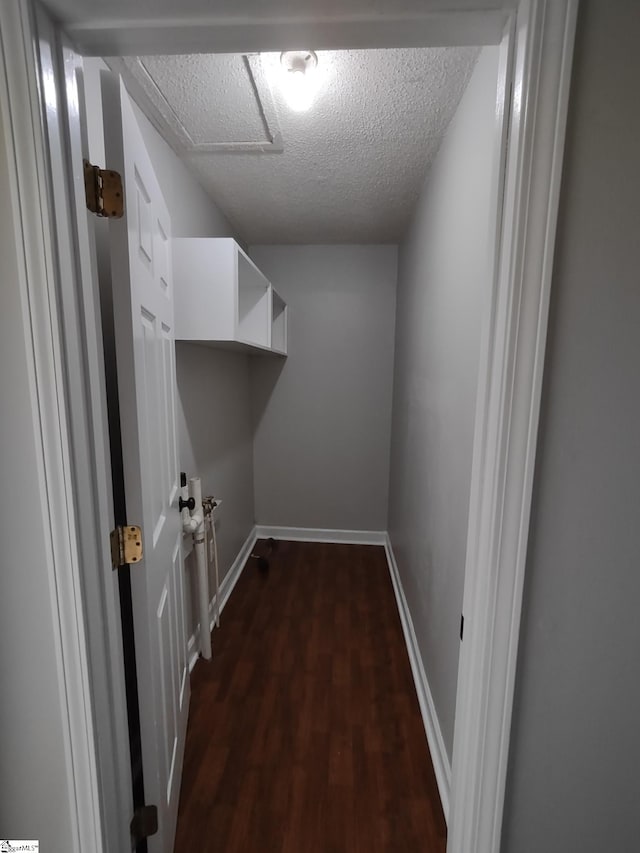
<box><xmin>174</xmin><ymin>540</ymin><xmax>446</xmax><ymax>852</ymax></box>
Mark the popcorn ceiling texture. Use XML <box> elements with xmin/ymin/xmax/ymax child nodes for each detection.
<box><xmin>119</xmin><ymin>47</ymin><xmax>480</xmax><ymax>244</ymax></box>
<box><xmin>137</xmin><ymin>54</ymin><xmax>271</xmax><ymax>146</ymax></box>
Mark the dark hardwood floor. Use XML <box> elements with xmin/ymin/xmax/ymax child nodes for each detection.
<box><xmin>174</xmin><ymin>540</ymin><xmax>446</xmax><ymax>852</ymax></box>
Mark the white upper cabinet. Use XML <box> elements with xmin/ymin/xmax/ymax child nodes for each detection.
<box><xmin>271</xmin><ymin>288</ymin><xmax>288</xmax><ymax>356</ymax></box>
<box><xmin>174</xmin><ymin>237</ymin><xmax>287</xmax><ymax>355</ymax></box>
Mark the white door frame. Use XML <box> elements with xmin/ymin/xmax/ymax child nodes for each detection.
<box><xmin>0</xmin><ymin>2</ymin><xmax>104</xmax><ymax>850</ymax></box>
<box><xmin>34</xmin><ymin>9</ymin><xmax>135</xmax><ymax>851</ymax></box>
<box><xmin>450</xmin><ymin>3</ymin><xmax>578</xmax><ymax>851</ymax></box>
<box><xmin>3</xmin><ymin>1</ymin><xmax>577</xmax><ymax>851</ymax></box>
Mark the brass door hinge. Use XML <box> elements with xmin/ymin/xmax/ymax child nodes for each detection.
<box><xmin>130</xmin><ymin>804</ymin><xmax>158</xmax><ymax>844</ymax></box>
<box><xmin>84</xmin><ymin>159</ymin><xmax>124</xmax><ymax>218</ymax></box>
<box><xmin>110</xmin><ymin>525</ymin><xmax>143</xmax><ymax>570</ymax></box>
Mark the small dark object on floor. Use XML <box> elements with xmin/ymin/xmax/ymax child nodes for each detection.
<box><xmin>249</xmin><ymin>537</ymin><xmax>277</xmax><ymax>573</ymax></box>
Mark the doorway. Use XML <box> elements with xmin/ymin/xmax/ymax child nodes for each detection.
<box><xmin>79</xmin><ymin>44</ymin><xmax>493</xmax><ymax>853</ymax></box>
<box><xmin>17</xmin><ymin>2</ymin><xmax>577</xmax><ymax>851</ymax></box>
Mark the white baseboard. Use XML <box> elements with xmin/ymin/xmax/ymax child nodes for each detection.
<box><xmin>254</xmin><ymin>525</ymin><xmax>387</xmax><ymax>546</ymax></box>
<box><xmin>188</xmin><ymin>525</ymin><xmax>258</xmax><ymax>672</ymax></box>
<box><xmin>383</xmin><ymin>534</ymin><xmax>452</xmax><ymax>824</ymax></box>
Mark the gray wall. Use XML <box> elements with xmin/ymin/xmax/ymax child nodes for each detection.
<box><xmin>0</xmin><ymin>106</ymin><xmax>76</xmax><ymax>848</ymax></box>
<box><xmin>387</xmin><ymin>47</ymin><xmax>500</xmax><ymax>758</ymax></box>
<box><xmin>502</xmin><ymin>4</ymin><xmax>640</xmax><ymax>851</ymax></box>
<box><xmin>176</xmin><ymin>345</ymin><xmax>254</xmax><ymax>594</ymax></box>
<box><xmin>249</xmin><ymin>245</ymin><xmax>398</xmax><ymax>531</ymax></box>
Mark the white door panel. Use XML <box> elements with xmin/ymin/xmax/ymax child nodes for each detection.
<box><xmin>102</xmin><ymin>72</ymin><xmax>189</xmax><ymax>853</ymax></box>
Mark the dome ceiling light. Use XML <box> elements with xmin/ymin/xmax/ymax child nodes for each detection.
<box><xmin>279</xmin><ymin>50</ymin><xmax>318</xmax><ymax>112</ymax></box>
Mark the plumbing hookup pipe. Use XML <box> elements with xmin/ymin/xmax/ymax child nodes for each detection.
<box><xmin>181</xmin><ymin>476</ymin><xmax>211</xmax><ymax>660</ymax></box>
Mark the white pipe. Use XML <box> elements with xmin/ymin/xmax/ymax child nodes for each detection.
<box><xmin>212</xmin><ymin>515</ymin><xmax>220</xmax><ymax>628</ymax></box>
<box><xmin>186</xmin><ymin>477</ymin><xmax>211</xmax><ymax>661</ymax></box>
<box><xmin>205</xmin><ymin>501</ymin><xmax>222</xmax><ymax>628</ymax></box>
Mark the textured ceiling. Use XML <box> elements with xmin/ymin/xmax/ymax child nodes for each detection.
<box><xmin>114</xmin><ymin>47</ymin><xmax>479</xmax><ymax>243</ymax></box>
<box><xmin>138</xmin><ymin>55</ymin><xmax>270</xmax><ymax>147</ymax></box>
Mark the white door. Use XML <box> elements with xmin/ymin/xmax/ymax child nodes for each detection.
<box><xmin>102</xmin><ymin>73</ymin><xmax>190</xmax><ymax>853</ymax></box>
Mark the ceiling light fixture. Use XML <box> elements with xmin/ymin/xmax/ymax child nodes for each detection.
<box><xmin>279</xmin><ymin>50</ymin><xmax>318</xmax><ymax>112</ymax></box>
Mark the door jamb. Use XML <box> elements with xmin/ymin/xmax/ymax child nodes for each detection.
<box><xmin>8</xmin><ymin>1</ymin><xmax>578</xmax><ymax>850</ymax></box>
<box><xmin>450</xmin><ymin>3</ymin><xmax>578</xmax><ymax>852</ymax></box>
<box><xmin>0</xmin><ymin>2</ymin><xmax>104</xmax><ymax>850</ymax></box>
<box><xmin>33</xmin><ymin>10</ymin><xmax>135</xmax><ymax>851</ymax></box>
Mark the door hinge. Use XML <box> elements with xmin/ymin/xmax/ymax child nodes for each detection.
<box><xmin>130</xmin><ymin>804</ymin><xmax>158</xmax><ymax>844</ymax></box>
<box><xmin>110</xmin><ymin>525</ymin><xmax>143</xmax><ymax>570</ymax></box>
<box><xmin>84</xmin><ymin>159</ymin><xmax>124</xmax><ymax>218</ymax></box>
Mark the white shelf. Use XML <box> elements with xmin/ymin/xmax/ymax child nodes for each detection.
<box><xmin>271</xmin><ymin>289</ymin><xmax>288</xmax><ymax>355</ymax></box>
<box><xmin>173</xmin><ymin>238</ymin><xmax>287</xmax><ymax>356</ymax></box>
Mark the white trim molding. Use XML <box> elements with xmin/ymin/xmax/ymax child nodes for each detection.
<box><xmin>255</xmin><ymin>525</ymin><xmax>387</xmax><ymax>546</ymax></box>
<box><xmin>61</xmin><ymin>13</ymin><xmax>507</xmax><ymax>57</ymax></box>
<box><xmin>449</xmin><ymin>3</ymin><xmax>578</xmax><ymax>853</ymax></box>
<box><xmin>384</xmin><ymin>536</ymin><xmax>452</xmax><ymax>822</ymax></box>
<box><xmin>35</xmin><ymin>11</ymin><xmax>134</xmax><ymax>850</ymax></box>
<box><xmin>0</xmin><ymin>2</ymin><xmax>103</xmax><ymax>849</ymax></box>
